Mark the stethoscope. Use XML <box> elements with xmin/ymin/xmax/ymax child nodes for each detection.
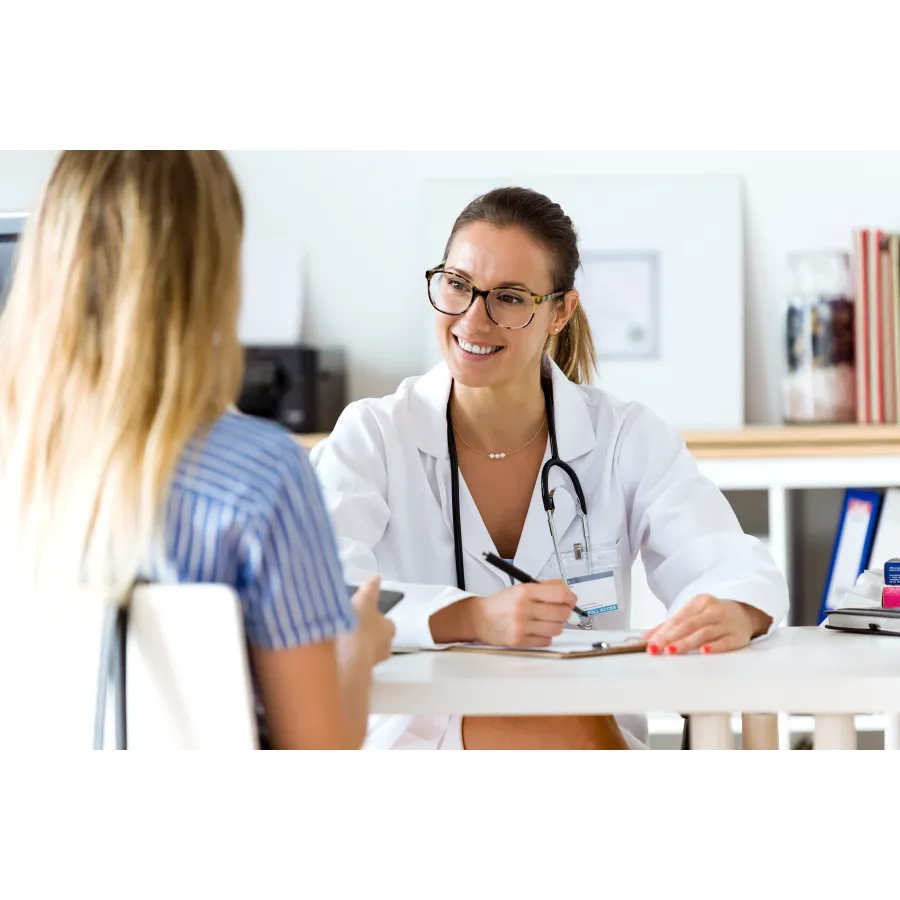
<box><xmin>446</xmin><ymin>375</ymin><xmax>593</xmax><ymax>608</ymax></box>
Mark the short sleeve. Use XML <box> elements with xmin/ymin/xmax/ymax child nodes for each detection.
<box><xmin>240</xmin><ymin>443</ymin><xmax>356</xmax><ymax>650</ymax></box>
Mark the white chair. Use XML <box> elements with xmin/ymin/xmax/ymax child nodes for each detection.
<box><xmin>0</xmin><ymin>584</ymin><xmax>259</xmax><ymax>749</ymax></box>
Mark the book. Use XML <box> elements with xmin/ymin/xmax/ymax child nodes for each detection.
<box><xmin>891</xmin><ymin>235</ymin><xmax>900</xmax><ymax>421</ymax></box>
<box><xmin>882</xmin><ymin>235</ymin><xmax>897</xmax><ymax>422</ymax></box>
<box><xmin>824</xmin><ymin>606</ymin><xmax>900</xmax><ymax>636</ymax></box>
<box><xmin>851</xmin><ymin>229</ymin><xmax>900</xmax><ymax>424</ymax></box>
<box><xmin>869</xmin><ymin>229</ymin><xmax>885</xmax><ymax>423</ymax></box>
<box><xmin>854</xmin><ymin>229</ymin><xmax>870</xmax><ymax>423</ymax></box>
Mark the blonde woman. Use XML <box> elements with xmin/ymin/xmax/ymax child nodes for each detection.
<box><xmin>0</xmin><ymin>150</ymin><xmax>393</xmax><ymax>749</ymax></box>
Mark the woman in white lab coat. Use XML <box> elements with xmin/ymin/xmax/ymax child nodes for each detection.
<box><xmin>312</xmin><ymin>186</ymin><xmax>789</xmax><ymax>750</ymax></box>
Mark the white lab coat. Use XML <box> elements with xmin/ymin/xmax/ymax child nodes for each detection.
<box><xmin>311</xmin><ymin>359</ymin><xmax>789</xmax><ymax>749</ymax></box>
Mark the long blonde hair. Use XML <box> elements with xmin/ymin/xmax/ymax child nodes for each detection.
<box><xmin>0</xmin><ymin>151</ymin><xmax>245</xmax><ymax>590</ymax></box>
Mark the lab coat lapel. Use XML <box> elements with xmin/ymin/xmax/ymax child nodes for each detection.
<box><xmin>413</xmin><ymin>364</ymin><xmax>505</xmax><ymax>590</ymax></box>
<box><xmin>458</xmin><ymin>470</ymin><xmax>501</xmax><ymax>574</ymax></box>
<box><xmin>407</xmin><ymin>363</ymin><xmax>454</xmax><ymax>461</ymax></box>
<box><xmin>545</xmin><ymin>359</ymin><xmax>597</xmax><ymax>462</ymax></box>
<box><xmin>514</xmin><ymin>454</ymin><xmax>578</xmax><ymax>579</ymax></box>
<box><xmin>514</xmin><ymin>442</ymin><xmax>565</xmax><ymax>578</ymax></box>
<box><xmin>514</xmin><ymin>362</ymin><xmax>598</xmax><ymax>578</ymax></box>
<box><xmin>432</xmin><ymin>454</ymin><xmax>504</xmax><ymax>589</ymax></box>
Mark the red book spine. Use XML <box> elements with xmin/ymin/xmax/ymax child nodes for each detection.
<box><xmin>876</xmin><ymin>230</ymin><xmax>886</xmax><ymax>423</ymax></box>
<box><xmin>855</xmin><ymin>229</ymin><xmax>870</xmax><ymax>423</ymax></box>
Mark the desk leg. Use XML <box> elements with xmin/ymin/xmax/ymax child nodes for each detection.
<box><xmin>690</xmin><ymin>714</ymin><xmax>733</xmax><ymax>749</ymax></box>
<box><xmin>767</xmin><ymin>487</ymin><xmax>792</xmax><ymax>604</ymax></box>
<box><xmin>884</xmin><ymin>715</ymin><xmax>900</xmax><ymax>750</ymax></box>
<box><xmin>777</xmin><ymin>712</ymin><xmax>792</xmax><ymax>750</ymax></box>
<box><xmin>741</xmin><ymin>714</ymin><xmax>779</xmax><ymax>750</ymax></box>
<box><xmin>813</xmin><ymin>715</ymin><xmax>856</xmax><ymax>750</ymax></box>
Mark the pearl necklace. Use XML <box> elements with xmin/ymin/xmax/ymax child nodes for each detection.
<box><xmin>451</xmin><ymin>416</ymin><xmax>547</xmax><ymax>460</ymax></box>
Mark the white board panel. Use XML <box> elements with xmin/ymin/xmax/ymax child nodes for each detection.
<box><xmin>421</xmin><ymin>175</ymin><xmax>744</xmax><ymax>430</ymax></box>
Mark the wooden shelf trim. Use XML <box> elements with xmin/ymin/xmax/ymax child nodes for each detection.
<box><xmin>297</xmin><ymin>425</ymin><xmax>900</xmax><ymax>460</ymax></box>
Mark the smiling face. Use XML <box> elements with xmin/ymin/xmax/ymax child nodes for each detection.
<box><xmin>435</xmin><ymin>221</ymin><xmax>571</xmax><ymax>390</ymax></box>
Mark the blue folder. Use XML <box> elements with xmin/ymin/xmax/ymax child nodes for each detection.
<box><xmin>819</xmin><ymin>488</ymin><xmax>883</xmax><ymax>623</ymax></box>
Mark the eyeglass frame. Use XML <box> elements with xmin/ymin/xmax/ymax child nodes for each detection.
<box><xmin>425</xmin><ymin>266</ymin><xmax>566</xmax><ymax>330</ymax></box>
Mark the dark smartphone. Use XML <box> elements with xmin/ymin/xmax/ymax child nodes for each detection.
<box><xmin>346</xmin><ymin>584</ymin><xmax>404</xmax><ymax>614</ymax></box>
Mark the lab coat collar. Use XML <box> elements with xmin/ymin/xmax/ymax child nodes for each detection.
<box><xmin>407</xmin><ymin>356</ymin><xmax>597</xmax><ymax>463</ymax></box>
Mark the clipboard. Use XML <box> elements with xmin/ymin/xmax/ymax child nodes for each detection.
<box><xmin>438</xmin><ymin>630</ymin><xmax>648</xmax><ymax>659</ymax></box>
<box><xmin>447</xmin><ymin>641</ymin><xmax>648</xmax><ymax>659</ymax></box>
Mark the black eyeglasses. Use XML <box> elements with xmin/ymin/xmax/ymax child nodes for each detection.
<box><xmin>426</xmin><ymin>267</ymin><xmax>565</xmax><ymax>330</ymax></box>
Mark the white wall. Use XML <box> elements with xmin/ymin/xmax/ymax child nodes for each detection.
<box><xmin>4</xmin><ymin>150</ymin><xmax>900</xmax><ymax>423</ymax></box>
<box><xmin>0</xmin><ymin>144</ymin><xmax>59</xmax><ymax>212</ymax></box>
<box><xmin>228</xmin><ymin>150</ymin><xmax>900</xmax><ymax>422</ymax></box>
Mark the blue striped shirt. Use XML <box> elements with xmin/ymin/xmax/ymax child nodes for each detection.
<box><xmin>152</xmin><ymin>410</ymin><xmax>355</xmax><ymax>649</ymax></box>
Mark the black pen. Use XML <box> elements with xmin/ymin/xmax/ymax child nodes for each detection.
<box><xmin>482</xmin><ymin>552</ymin><xmax>590</xmax><ymax>618</ymax></box>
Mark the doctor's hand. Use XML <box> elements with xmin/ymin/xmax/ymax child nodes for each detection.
<box><xmin>642</xmin><ymin>595</ymin><xmax>773</xmax><ymax>656</ymax></box>
<box><xmin>470</xmin><ymin>581</ymin><xmax>577</xmax><ymax>648</ymax></box>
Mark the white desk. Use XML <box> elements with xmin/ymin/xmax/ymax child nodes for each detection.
<box><xmin>371</xmin><ymin>627</ymin><xmax>900</xmax><ymax>749</ymax></box>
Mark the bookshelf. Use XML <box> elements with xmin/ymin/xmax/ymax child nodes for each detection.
<box><xmin>683</xmin><ymin>425</ymin><xmax>900</xmax><ymax>748</ymax></box>
<box><xmin>687</xmin><ymin>426</ymin><xmax>900</xmax><ymax>607</ymax></box>
<box><xmin>685</xmin><ymin>424</ymin><xmax>900</xmax><ymax>457</ymax></box>
<box><xmin>298</xmin><ymin>425</ymin><xmax>900</xmax><ymax>748</ymax></box>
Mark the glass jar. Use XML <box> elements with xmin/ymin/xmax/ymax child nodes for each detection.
<box><xmin>782</xmin><ymin>251</ymin><xmax>856</xmax><ymax>423</ymax></box>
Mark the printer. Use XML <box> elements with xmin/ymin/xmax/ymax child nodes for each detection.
<box><xmin>237</xmin><ymin>344</ymin><xmax>346</xmax><ymax>434</ymax></box>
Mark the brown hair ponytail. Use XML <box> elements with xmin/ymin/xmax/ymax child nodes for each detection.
<box><xmin>544</xmin><ymin>304</ymin><xmax>597</xmax><ymax>385</ymax></box>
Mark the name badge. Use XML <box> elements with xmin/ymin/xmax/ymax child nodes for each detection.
<box><xmin>568</xmin><ymin>569</ymin><xmax>619</xmax><ymax>616</ymax></box>
<box><xmin>539</xmin><ymin>538</ymin><xmax>628</xmax><ymax>630</ymax></box>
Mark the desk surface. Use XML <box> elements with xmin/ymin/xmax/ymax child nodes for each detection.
<box><xmin>370</xmin><ymin>627</ymin><xmax>900</xmax><ymax>716</ymax></box>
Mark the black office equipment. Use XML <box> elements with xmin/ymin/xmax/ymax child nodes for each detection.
<box><xmin>237</xmin><ymin>344</ymin><xmax>346</xmax><ymax>434</ymax></box>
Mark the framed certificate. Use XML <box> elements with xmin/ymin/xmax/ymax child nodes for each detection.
<box><xmin>577</xmin><ymin>251</ymin><xmax>660</xmax><ymax>360</ymax></box>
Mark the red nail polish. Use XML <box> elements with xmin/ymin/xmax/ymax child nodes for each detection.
<box><xmin>665</xmin><ymin>645</ymin><xmax>677</xmax><ymax>655</ymax></box>
<box><xmin>701</xmin><ymin>645</ymin><xmax>711</xmax><ymax>655</ymax></box>
<box><xmin>648</xmin><ymin>644</ymin><xmax>660</xmax><ymax>655</ymax></box>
